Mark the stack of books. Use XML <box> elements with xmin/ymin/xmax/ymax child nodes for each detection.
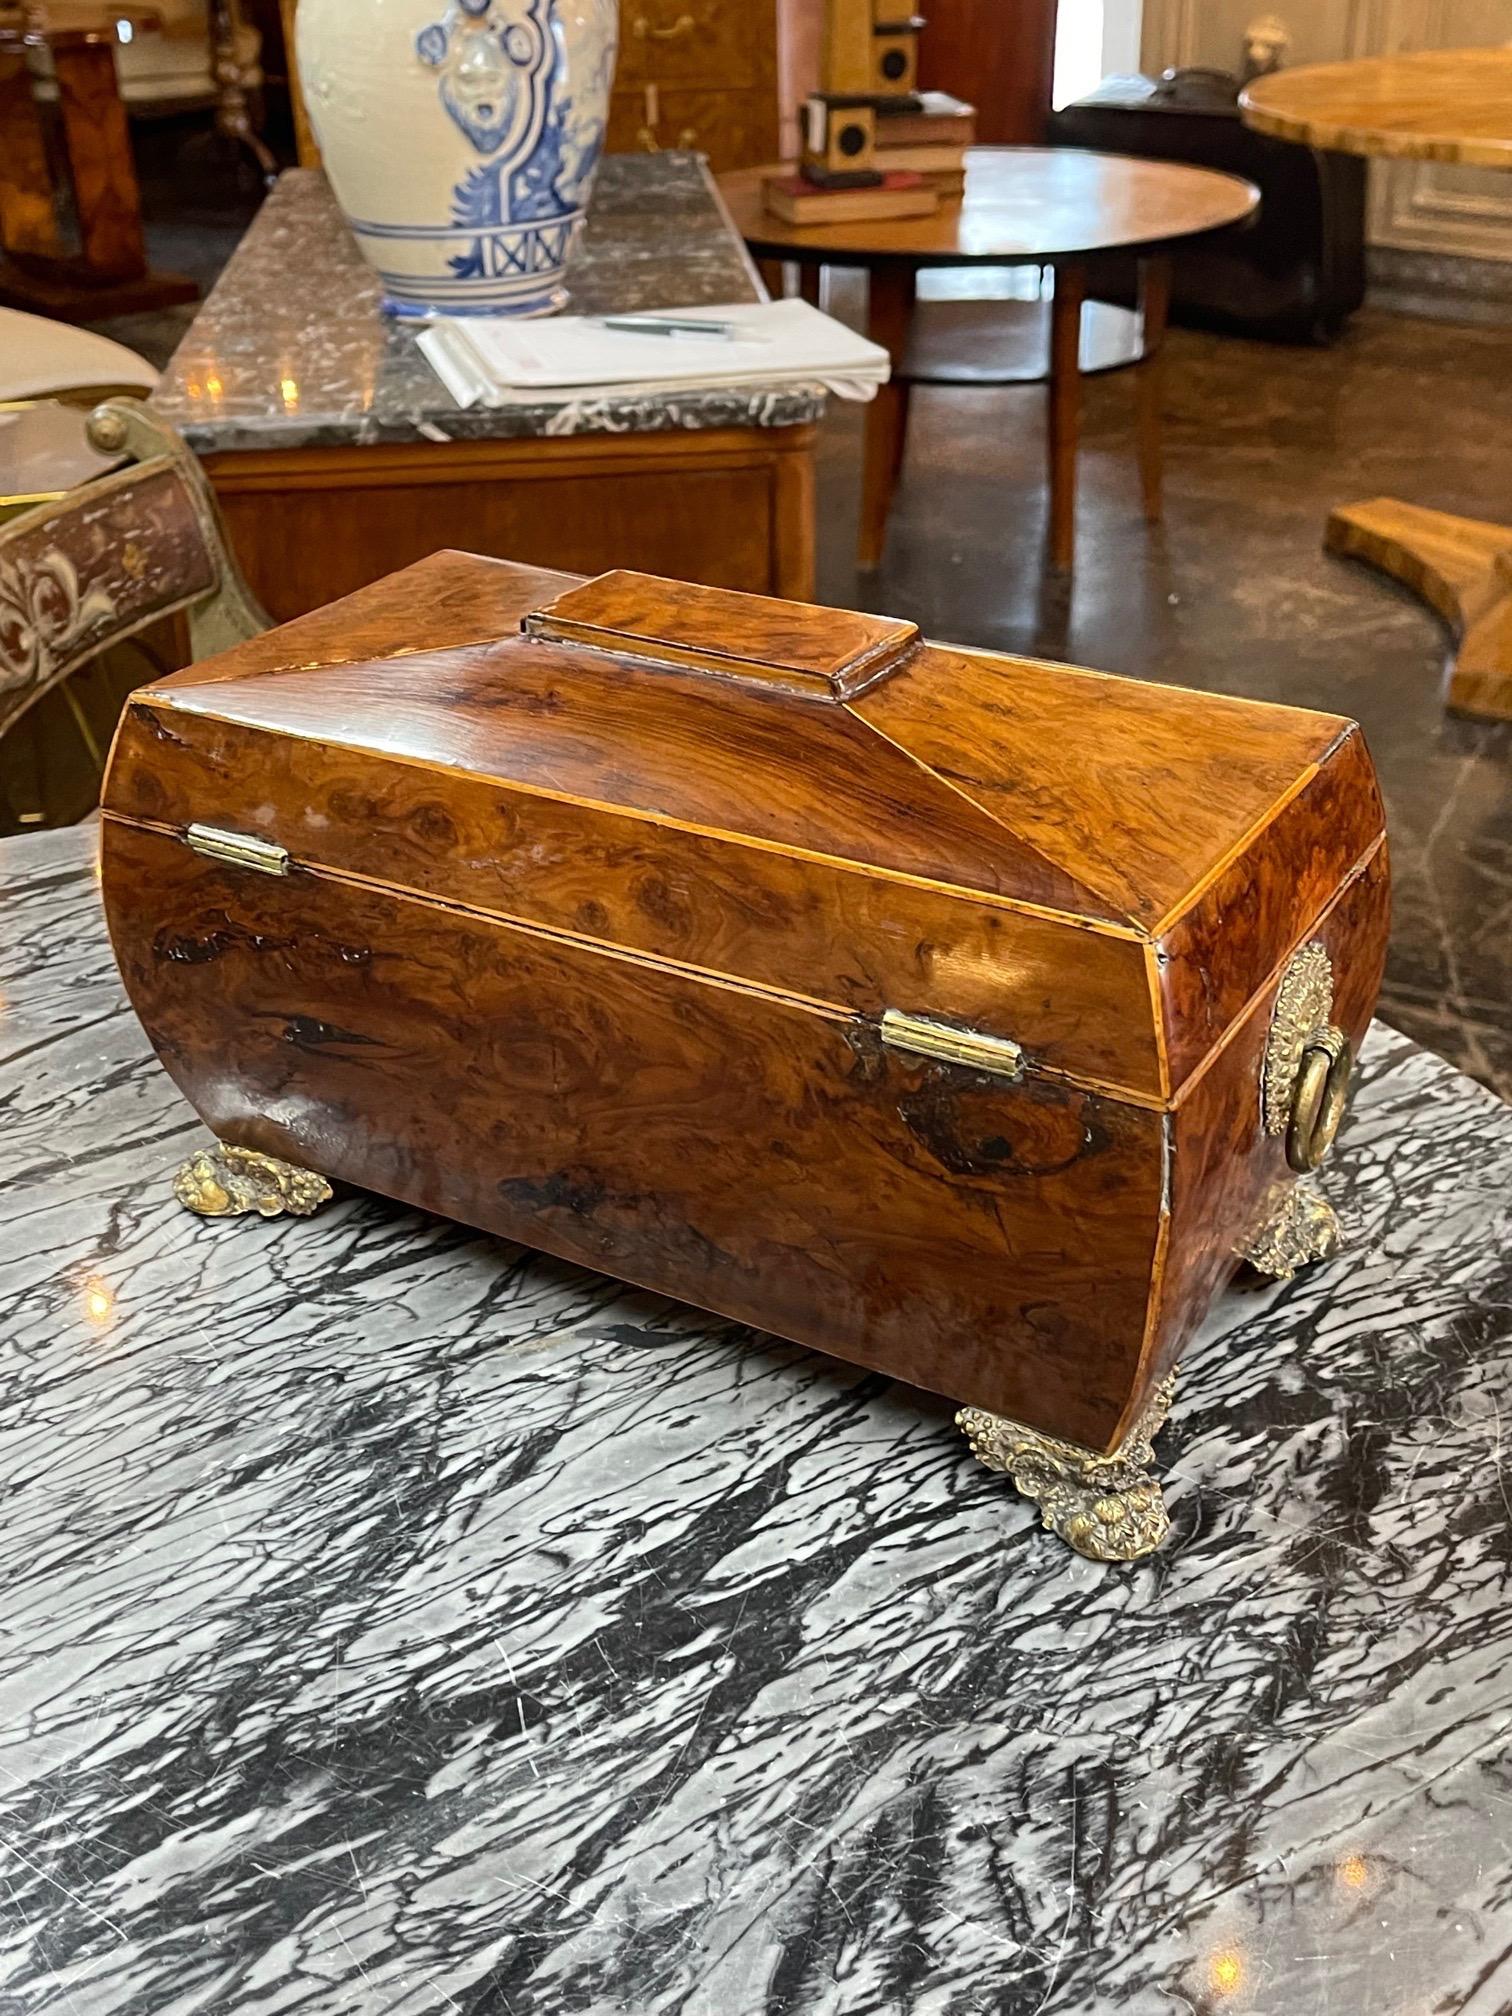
<box><xmin>763</xmin><ymin>171</ymin><xmax>937</xmax><ymax>227</ymax></box>
<box><xmin>874</xmin><ymin>91</ymin><xmax>976</xmax><ymax>195</ymax></box>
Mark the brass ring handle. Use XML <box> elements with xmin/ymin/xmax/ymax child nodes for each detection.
<box><xmin>633</xmin><ymin>11</ymin><xmax>695</xmax><ymax>38</ymax></box>
<box><xmin>1285</xmin><ymin>1026</ymin><xmax>1351</xmax><ymax>1173</ymax></box>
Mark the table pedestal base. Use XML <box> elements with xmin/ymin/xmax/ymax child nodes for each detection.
<box><xmin>0</xmin><ymin>25</ymin><xmax>201</xmax><ymax>326</ymax></box>
<box><xmin>0</xmin><ymin>252</ymin><xmax>199</xmax><ymax>324</ymax></box>
<box><xmin>1326</xmin><ymin>497</ymin><xmax>1512</xmax><ymax>722</ymax></box>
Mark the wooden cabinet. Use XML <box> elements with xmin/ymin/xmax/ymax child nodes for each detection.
<box><xmin>203</xmin><ymin>425</ymin><xmax>818</xmax><ymax>624</ymax></box>
<box><xmin>278</xmin><ymin>0</ymin><xmax>783</xmax><ymax>173</ymax></box>
<box><xmin>607</xmin><ymin>0</ymin><xmax>780</xmax><ymax>170</ymax></box>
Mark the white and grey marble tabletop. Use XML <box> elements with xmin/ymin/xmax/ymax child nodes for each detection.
<box><xmin>151</xmin><ymin>159</ymin><xmax>827</xmax><ymax>457</ymax></box>
<box><xmin>2</xmin><ymin>819</ymin><xmax>1511</xmax><ymax>2016</ymax></box>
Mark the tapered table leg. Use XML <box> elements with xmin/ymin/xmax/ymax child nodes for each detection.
<box><xmin>0</xmin><ymin>51</ymin><xmax>59</xmax><ymax>257</ymax></box>
<box><xmin>858</xmin><ymin>260</ymin><xmax>917</xmax><ymax>572</ymax></box>
<box><xmin>1136</xmin><ymin>254</ymin><xmax>1171</xmax><ymax>525</ymax></box>
<box><xmin>1047</xmin><ymin>262</ymin><xmax>1086</xmax><ymax>574</ymax></box>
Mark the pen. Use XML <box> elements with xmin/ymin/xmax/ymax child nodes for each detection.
<box><xmin>600</xmin><ymin>315</ymin><xmax>737</xmax><ymax>340</ymax></box>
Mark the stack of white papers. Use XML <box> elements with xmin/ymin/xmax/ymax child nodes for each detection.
<box><xmin>417</xmin><ymin>298</ymin><xmax>891</xmax><ymax>408</ymax></box>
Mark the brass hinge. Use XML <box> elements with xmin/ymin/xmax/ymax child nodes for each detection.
<box><xmin>880</xmin><ymin>1009</ymin><xmax>1024</xmax><ymax>1079</ymax></box>
<box><xmin>184</xmin><ymin>823</ymin><xmax>290</xmax><ymax>876</ymax></box>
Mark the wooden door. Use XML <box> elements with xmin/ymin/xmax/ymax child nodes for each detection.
<box><xmin>917</xmin><ymin>0</ymin><xmax>1060</xmax><ymax>143</ymax></box>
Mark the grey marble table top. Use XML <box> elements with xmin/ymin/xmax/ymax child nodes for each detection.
<box><xmin>152</xmin><ymin>160</ymin><xmax>827</xmax><ymax>457</ymax></box>
<box><xmin>3</xmin><ymin>819</ymin><xmax>1511</xmax><ymax>2016</ymax></box>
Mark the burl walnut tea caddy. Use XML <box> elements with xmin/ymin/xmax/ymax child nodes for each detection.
<box><xmin>100</xmin><ymin>553</ymin><xmax>1389</xmax><ymax>1561</ymax></box>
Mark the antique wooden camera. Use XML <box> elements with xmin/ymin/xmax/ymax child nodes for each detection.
<box><xmin>101</xmin><ymin>555</ymin><xmax>1389</xmax><ymax>1564</ymax></box>
<box><xmin>799</xmin><ymin>94</ymin><xmax>880</xmax><ymax>186</ymax></box>
<box><xmin>871</xmin><ymin>16</ymin><xmax>925</xmax><ymax>96</ymax></box>
<box><xmin>801</xmin><ymin>0</ymin><xmax>926</xmax><ymax>185</ymax></box>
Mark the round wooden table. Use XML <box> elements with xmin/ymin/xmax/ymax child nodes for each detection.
<box><xmin>720</xmin><ymin>147</ymin><xmax>1258</xmax><ymax>573</ymax></box>
<box><xmin>1242</xmin><ymin>48</ymin><xmax>1512</xmax><ymax>721</ymax></box>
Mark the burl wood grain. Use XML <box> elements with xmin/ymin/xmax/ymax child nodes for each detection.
<box><xmin>1139</xmin><ymin>839</ymin><xmax>1391</xmax><ymax>1435</ymax></box>
<box><xmin>106</xmin><ymin>710</ymin><xmax>1161</xmax><ymax>1096</ymax></box>
<box><xmin>102</xmin><ymin>550</ymin><xmax>1391</xmax><ymax>1452</ymax></box>
<box><xmin>853</xmin><ymin>639</ymin><xmax>1349</xmax><ymax>931</ymax></box>
<box><xmin>1156</xmin><ymin>726</ymin><xmax>1387</xmax><ymax>1087</ymax></box>
<box><xmin>133</xmin><ymin>635</ymin><xmax>1118</xmax><ymax>921</ymax></box>
<box><xmin>526</xmin><ymin>569</ymin><xmax>919</xmax><ymax>699</ymax></box>
<box><xmin>168</xmin><ymin>550</ymin><xmax>577</xmax><ymax>686</ymax></box>
<box><xmin>1241</xmin><ymin>47</ymin><xmax>1512</xmax><ymax>171</ymax></box>
<box><xmin>101</xmin><ymin>818</ymin><xmax>1164</xmax><ymax>1448</ymax></box>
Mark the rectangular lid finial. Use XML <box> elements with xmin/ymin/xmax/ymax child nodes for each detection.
<box><xmin>522</xmin><ymin>569</ymin><xmax>919</xmax><ymax>702</ymax></box>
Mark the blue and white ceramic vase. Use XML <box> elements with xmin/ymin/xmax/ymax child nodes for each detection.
<box><xmin>296</xmin><ymin>0</ymin><xmax>618</xmax><ymax>317</ymax></box>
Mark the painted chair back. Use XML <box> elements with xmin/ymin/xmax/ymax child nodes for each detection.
<box><xmin>0</xmin><ymin>398</ymin><xmax>266</xmax><ymax>749</ymax></box>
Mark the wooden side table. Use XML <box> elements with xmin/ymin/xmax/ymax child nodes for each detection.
<box><xmin>1243</xmin><ymin>48</ymin><xmax>1512</xmax><ymax>722</ymax></box>
<box><xmin>0</xmin><ymin>2</ymin><xmax>198</xmax><ymax>321</ymax></box>
<box><xmin>720</xmin><ymin>148</ymin><xmax>1258</xmax><ymax>574</ymax></box>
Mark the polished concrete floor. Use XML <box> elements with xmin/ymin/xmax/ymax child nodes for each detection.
<box><xmin>106</xmin><ymin>141</ymin><xmax>1512</xmax><ymax>1102</ymax></box>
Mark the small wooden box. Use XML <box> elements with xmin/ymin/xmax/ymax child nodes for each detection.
<box><xmin>100</xmin><ymin>557</ymin><xmax>1389</xmax><ymax>1556</ymax></box>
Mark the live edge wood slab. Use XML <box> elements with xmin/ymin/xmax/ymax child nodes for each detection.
<box><xmin>98</xmin><ymin>552</ymin><xmax>1390</xmax><ymax>1562</ymax></box>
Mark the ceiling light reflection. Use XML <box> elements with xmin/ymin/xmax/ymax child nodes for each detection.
<box><xmin>1207</xmin><ymin>1945</ymin><xmax>1245</xmax><ymax>1998</ymax></box>
<box><xmin>82</xmin><ymin>1276</ymin><xmax>116</xmax><ymax>1330</ymax></box>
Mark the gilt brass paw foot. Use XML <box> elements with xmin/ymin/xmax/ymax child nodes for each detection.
<box><xmin>957</xmin><ymin>1369</ymin><xmax>1178</xmax><ymax>1563</ymax></box>
<box><xmin>1242</xmin><ymin>1176</ymin><xmax>1342</xmax><ymax>1282</ymax></box>
<box><xmin>173</xmin><ymin>1144</ymin><xmax>333</xmax><ymax>1220</ymax></box>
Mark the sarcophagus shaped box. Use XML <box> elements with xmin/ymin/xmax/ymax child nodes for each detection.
<box><xmin>100</xmin><ymin>554</ymin><xmax>1389</xmax><ymax>1559</ymax></box>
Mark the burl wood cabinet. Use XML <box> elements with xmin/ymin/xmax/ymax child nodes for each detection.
<box><xmin>606</xmin><ymin>0</ymin><xmax>781</xmax><ymax>168</ymax></box>
<box><xmin>99</xmin><ymin>554</ymin><xmax>1389</xmax><ymax>1563</ymax></box>
<box><xmin>280</xmin><ymin>0</ymin><xmax>785</xmax><ymax>172</ymax></box>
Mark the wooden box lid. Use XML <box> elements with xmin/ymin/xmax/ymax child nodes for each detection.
<box><xmin>105</xmin><ymin>554</ymin><xmax>1387</xmax><ymax>1106</ymax></box>
<box><xmin>521</xmin><ymin>569</ymin><xmax>921</xmax><ymax>700</ymax></box>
